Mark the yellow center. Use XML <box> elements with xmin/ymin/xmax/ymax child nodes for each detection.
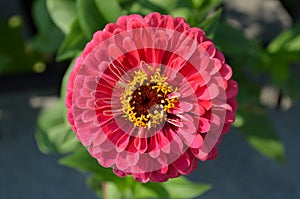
<box><xmin>120</xmin><ymin>66</ymin><xmax>177</xmax><ymax>129</ymax></box>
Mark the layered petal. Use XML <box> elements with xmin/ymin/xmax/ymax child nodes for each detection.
<box><xmin>66</xmin><ymin>12</ymin><xmax>238</xmax><ymax>183</ymax></box>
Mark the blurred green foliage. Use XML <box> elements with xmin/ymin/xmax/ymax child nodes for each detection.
<box><xmin>0</xmin><ymin>16</ymin><xmax>39</xmax><ymax>74</ymax></box>
<box><xmin>28</xmin><ymin>0</ymin><xmax>300</xmax><ymax>198</ymax></box>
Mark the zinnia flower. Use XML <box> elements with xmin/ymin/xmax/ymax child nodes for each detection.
<box><xmin>66</xmin><ymin>12</ymin><xmax>238</xmax><ymax>183</ymax></box>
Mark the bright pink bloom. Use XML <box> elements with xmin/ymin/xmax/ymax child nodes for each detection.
<box><xmin>66</xmin><ymin>13</ymin><xmax>238</xmax><ymax>183</ymax></box>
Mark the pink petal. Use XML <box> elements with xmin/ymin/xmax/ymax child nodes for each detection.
<box><xmin>148</xmin><ymin>135</ymin><xmax>161</xmax><ymax>158</ymax></box>
<box><xmin>173</xmin><ymin>152</ymin><xmax>191</xmax><ymax>174</ymax></box>
<box><xmin>113</xmin><ymin>169</ymin><xmax>127</xmax><ymax>177</ymax></box>
<box><xmin>158</xmin><ymin>132</ymin><xmax>171</xmax><ymax>153</ymax></box>
<box><xmin>198</xmin><ymin>117</ymin><xmax>210</xmax><ymax>133</ymax></box>
<box><xmin>197</xmin><ymin>82</ymin><xmax>220</xmax><ymax>100</ymax></box>
<box><xmin>167</xmin><ymin>119</ymin><xmax>183</xmax><ymax>128</ymax></box>
<box><xmin>174</xmin><ymin>17</ymin><xmax>190</xmax><ymax>32</ymax></box>
<box><xmin>127</xmin><ymin>14</ymin><xmax>144</xmax><ymax>29</ymax></box>
<box><xmin>116</xmin><ymin>16</ymin><xmax>129</xmax><ymax>29</ymax></box>
<box><xmin>166</xmin><ymin>164</ymin><xmax>179</xmax><ymax>178</ymax></box>
<box><xmin>132</xmin><ymin>172</ymin><xmax>151</xmax><ymax>183</ymax></box>
<box><xmin>116</xmin><ymin>133</ymin><xmax>130</xmax><ymax>152</ymax></box>
<box><xmin>200</xmin><ymin>40</ymin><xmax>216</xmax><ymax>57</ymax></box>
<box><xmin>116</xmin><ymin>152</ymin><xmax>129</xmax><ymax>171</ymax></box>
<box><xmin>226</xmin><ymin>79</ymin><xmax>238</xmax><ymax>100</ymax></box>
<box><xmin>179</xmin><ymin>101</ymin><xmax>193</xmax><ymax>112</ymax></box>
<box><xmin>126</xmin><ymin>152</ymin><xmax>140</xmax><ymax>167</ymax></box>
<box><xmin>108</xmin><ymin>43</ymin><xmax>123</xmax><ymax>60</ymax></box>
<box><xmin>220</xmin><ymin>64</ymin><xmax>232</xmax><ymax>80</ymax></box>
<box><xmin>189</xmin><ymin>133</ymin><xmax>204</xmax><ymax>148</ymax></box>
<box><xmin>92</xmin><ymin>148</ymin><xmax>117</xmax><ymax>167</ymax></box>
<box><xmin>214</xmin><ymin>49</ymin><xmax>225</xmax><ymax>63</ymax></box>
<box><xmin>144</xmin><ymin>12</ymin><xmax>162</xmax><ymax>27</ymax></box>
<box><xmin>134</xmin><ymin>129</ymin><xmax>148</xmax><ymax>153</ymax></box>
<box><xmin>159</xmin><ymin>15</ymin><xmax>174</xmax><ymax>29</ymax></box>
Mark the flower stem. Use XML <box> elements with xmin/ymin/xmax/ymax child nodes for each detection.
<box><xmin>102</xmin><ymin>182</ymin><xmax>108</xmax><ymax>199</ymax></box>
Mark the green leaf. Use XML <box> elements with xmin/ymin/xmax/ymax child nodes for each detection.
<box><xmin>60</xmin><ymin>140</ymin><xmax>210</xmax><ymax>199</ymax></box>
<box><xmin>148</xmin><ymin>0</ymin><xmax>175</xmax><ymax>9</ymax></box>
<box><xmin>107</xmin><ymin>182</ymin><xmax>134</xmax><ymax>199</ymax></box>
<box><xmin>263</xmin><ymin>52</ymin><xmax>291</xmax><ymax>83</ymax></box>
<box><xmin>46</xmin><ymin>0</ymin><xmax>77</xmax><ymax>34</ymax></box>
<box><xmin>238</xmin><ymin>105</ymin><xmax>285</xmax><ymax>163</ymax></box>
<box><xmin>190</xmin><ymin>0</ymin><xmax>205</xmax><ymax>9</ymax></box>
<box><xmin>214</xmin><ymin>22</ymin><xmax>263</xmax><ymax>70</ymax></box>
<box><xmin>57</xmin><ymin>19</ymin><xmax>87</xmax><ymax>61</ymax></box>
<box><xmin>126</xmin><ymin>2</ymin><xmax>155</xmax><ymax>16</ymax></box>
<box><xmin>135</xmin><ymin>177</ymin><xmax>211</xmax><ymax>199</ymax></box>
<box><xmin>31</xmin><ymin>0</ymin><xmax>64</xmax><ymax>52</ymax></box>
<box><xmin>189</xmin><ymin>0</ymin><xmax>223</xmax><ymax>25</ymax></box>
<box><xmin>87</xmin><ymin>177</ymin><xmax>134</xmax><ymax>199</ymax></box>
<box><xmin>170</xmin><ymin>7</ymin><xmax>192</xmax><ymax>19</ymax></box>
<box><xmin>35</xmin><ymin>101</ymin><xmax>79</xmax><ymax>154</ymax></box>
<box><xmin>163</xmin><ymin>177</ymin><xmax>211</xmax><ymax>199</ymax></box>
<box><xmin>135</xmin><ymin>182</ymin><xmax>169</xmax><ymax>199</ymax></box>
<box><xmin>131</xmin><ymin>0</ymin><xmax>179</xmax><ymax>15</ymax></box>
<box><xmin>215</xmin><ymin>22</ymin><xmax>256</xmax><ymax>56</ymax></box>
<box><xmin>77</xmin><ymin>0</ymin><xmax>107</xmax><ymax>39</ymax></box>
<box><xmin>95</xmin><ymin>0</ymin><xmax>123</xmax><ymax>22</ymax></box>
<box><xmin>267</xmin><ymin>23</ymin><xmax>300</xmax><ymax>53</ymax></box>
<box><xmin>198</xmin><ymin>8</ymin><xmax>222</xmax><ymax>38</ymax></box>
<box><xmin>285</xmin><ymin>34</ymin><xmax>300</xmax><ymax>51</ymax></box>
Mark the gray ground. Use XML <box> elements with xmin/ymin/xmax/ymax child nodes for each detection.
<box><xmin>1</xmin><ymin>0</ymin><xmax>300</xmax><ymax>199</ymax></box>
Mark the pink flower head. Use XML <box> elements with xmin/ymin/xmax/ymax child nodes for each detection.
<box><xmin>66</xmin><ymin>13</ymin><xmax>238</xmax><ymax>183</ymax></box>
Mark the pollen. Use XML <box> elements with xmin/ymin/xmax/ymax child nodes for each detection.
<box><xmin>120</xmin><ymin>66</ymin><xmax>178</xmax><ymax>129</ymax></box>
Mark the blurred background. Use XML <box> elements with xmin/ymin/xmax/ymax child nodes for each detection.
<box><xmin>0</xmin><ymin>0</ymin><xmax>300</xmax><ymax>198</ymax></box>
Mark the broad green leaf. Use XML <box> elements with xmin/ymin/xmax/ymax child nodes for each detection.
<box><xmin>135</xmin><ymin>0</ymin><xmax>170</xmax><ymax>14</ymax></box>
<box><xmin>35</xmin><ymin>101</ymin><xmax>79</xmax><ymax>154</ymax></box>
<box><xmin>95</xmin><ymin>0</ymin><xmax>123</xmax><ymax>22</ymax></box>
<box><xmin>214</xmin><ymin>22</ymin><xmax>262</xmax><ymax>70</ymax></box>
<box><xmin>190</xmin><ymin>0</ymin><xmax>205</xmax><ymax>9</ymax></box>
<box><xmin>190</xmin><ymin>0</ymin><xmax>223</xmax><ymax>24</ymax></box>
<box><xmin>106</xmin><ymin>182</ymin><xmax>134</xmax><ymax>199</ymax></box>
<box><xmin>31</xmin><ymin>0</ymin><xmax>64</xmax><ymax>52</ymax></box>
<box><xmin>77</xmin><ymin>0</ymin><xmax>107</xmax><ymax>39</ymax></box>
<box><xmin>263</xmin><ymin>52</ymin><xmax>291</xmax><ymax>83</ymax></box>
<box><xmin>135</xmin><ymin>177</ymin><xmax>211</xmax><ymax>199</ymax></box>
<box><xmin>267</xmin><ymin>23</ymin><xmax>300</xmax><ymax>53</ymax></box>
<box><xmin>46</xmin><ymin>0</ymin><xmax>77</xmax><ymax>34</ymax></box>
<box><xmin>57</xmin><ymin>19</ymin><xmax>87</xmax><ymax>61</ymax></box>
<box><xmin>170</xmin><ymin>7</ymin><xmax>191</xmax><ymax>19</ymax></box>
<box><xmin>198</xmin><ymin>8</ymin><xmax>222</xmax><ymax>38</ymax></box>
<box><xmin>163</xmin><ymin>177</ymin><xmax>211</xmax><ymax>199</ymax></box>
<box><xmin>60</xmin><ymin>137</ymin><xmax>210</xmax><ymax>199</ymax></box>
<box><xmin>231</xmin><ymin>80</ymin><xmax>285</xmax><ymax>162</ymax></box>
<box><xmin>126</xmin><ymin>2</ymin><xmax>154</xmax><ymax>16</ymax></box>
<box><xmin>238</xmin><ymin>105</ymin><xmax>285</xmax><ymax>163</ymax></box>
<box><xmin>214</xmin><ymin>22</ymin><xmax>256</xmax><ymax>56</ymax></box>
<box><xmin>135</xmin><ymin>182</ymin><xmax>170</xmax><ymax>199</ymax></box>
<box><xmin>87</xmin><ymin>177</ymin><xmax>133</xmax><ymax>199</ymax></box>
<box><xmin>285</xmin><ymin>34</ymin><xmax>300</xmax><ymax>51</ymax></box>
<box><xmin>144</xmin><ymin>0</ymin><xmax>176</xmax><ymax>13</ymax></box>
